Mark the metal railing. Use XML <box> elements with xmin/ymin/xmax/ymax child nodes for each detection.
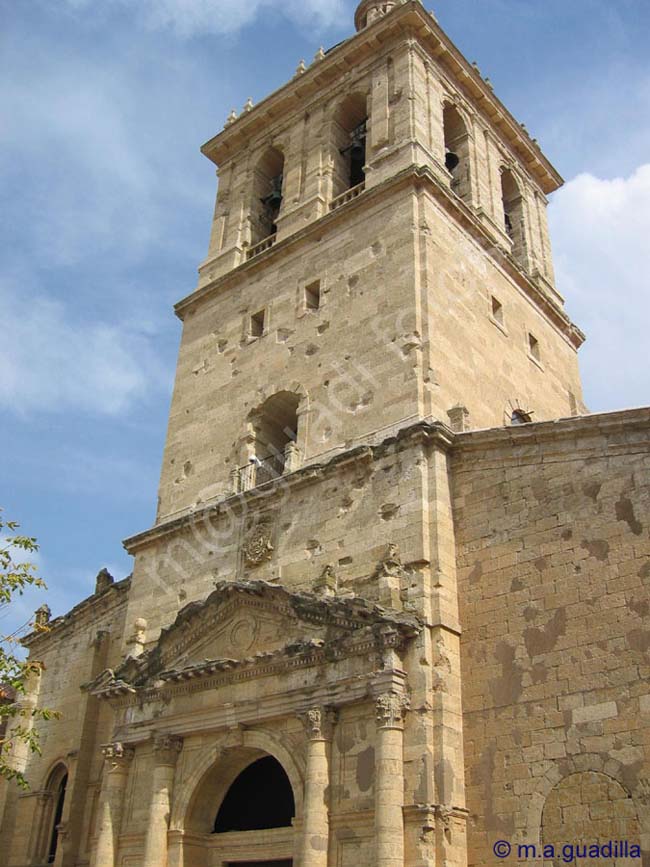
<box><xmin>246</xmin><ymin>233</ymin><xmax>277</xmax><ymax>261</ymax></box>
<box><xmin>329</xmin><ymin>180</ymin><xmax>366</xmax><ymax>212</ymax></box>
<box><xmin>237</xmin><ymin>454</ymin><xmax>285</xmax><ymax>492</ymax></box>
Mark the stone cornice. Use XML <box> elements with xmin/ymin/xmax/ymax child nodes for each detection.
<box><xmin>175</xmin><ymin>163</ymin><xmax>583</xmax><ymax>352</ymax></box>
<box><xmin>200</xmin><ymin>2</ymin><xmax>560</xmax><ymax>194</ymax></box>
<box><xmin>123</xmin><ymin>420</ymin><xmax>453</xmax><ymax>553</ymax></box>
<box><xmin>21</xmin><ymin>576</ymin><xmax>131</xmax><ymax>649</ymax></box>
<box><xmin>124</xmin><ymin>409</ymin><xmax>649</xmax><ymax>558</ymax></box>
<box><xmin>103</xmin><ymin>668</ymin><xmax>408</xmax><ymax>744</ymax></box>
<box><xmin>453</xmin><ymin>406</ymin><xmax>650</xmax><ymax>459</ymax></box>
<box><xmin>88</xmin><ymin>580</ymin><xmax>421</xmax><ymax>701</ymax></box>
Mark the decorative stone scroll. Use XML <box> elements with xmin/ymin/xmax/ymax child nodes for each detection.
<box><xmin>301</xmin><ymin>706</ymin><xmax>336</xmax><ymax>741</ymax></box>
<box><xmin>376</xmin><ymin>692</ymin><xmax>411</xmax><ymax>728</ymax></box>
<box><xmin>152</xmin><ymin>734</ymin><xmax>183</xmax><ymax>765</ymax></box>
<box><xmin>314</xmin><ymin>564</ymin><xmax>338</xmax><ymax>596</ymax></box>
<box><xmin>33</xmin><ymin>604</ymin><xmax>51</xmax><ymax>629</ymax></box>
<box><xmin>375</xmin><ymin>543</ymin><xmax>406</xmax><ymax>578</ymax></box>
<box><xmin>376</xmin><ymin>692</ymin><xmax>410</xmax><ymax>729</ymax></box>
<box><xmin>101</xmin><ymin>742</ymin><xmax>134</xmax><ymax>769</ymax></box>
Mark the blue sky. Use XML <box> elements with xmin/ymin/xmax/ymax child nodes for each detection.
<box><xmin>1</xmin><ymin>0</ymin><xmax>649</xmax><ymax>637</ymax></box>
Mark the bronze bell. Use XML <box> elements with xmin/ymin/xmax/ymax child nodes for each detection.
<box><xmin>445</xmin><ymin>151</ymin><xmax>459</xmax><ymax>172</ymax></box>
<box><xmin>262</xmin><ymin>188</ymin><xmax>283</xmax><ymax>210</ymax></box>
<box><xmin>261</xmin><ymin>173</ymin><xmax>283</xmax><ymax>210</ymax></box>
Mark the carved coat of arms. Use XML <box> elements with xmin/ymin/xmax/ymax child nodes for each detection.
<box><xmin>242</xmin><ymin>522</ymin><xmax>274</xmax><ymax>566</ymax></box>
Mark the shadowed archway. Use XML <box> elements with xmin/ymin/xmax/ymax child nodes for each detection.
<box><xmin>214</xmin><ymin>755</ymin><xmax>295</xmax><ymax>833</ymax></box>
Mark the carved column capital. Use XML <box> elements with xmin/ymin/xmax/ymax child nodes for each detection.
<box><xmin>300</xmin><ymin>706</ymin><xmax>336</xmax><ymax>741</ymax></box>
<box><xmin>151</xmin><ymin>734</ymin><xmax>183</xmax><ymax>766</ymax></box>
<box><xmin>101</xmin><ymin>742</ymin><xmax>135</xmax><ymax>771</ymax></box>
<box><xmin>375</xmin><ymin>692</ymin><xmax>410</xmax><ymax>729</ymax></box>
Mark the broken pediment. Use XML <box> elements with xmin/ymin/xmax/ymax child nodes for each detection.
<box><xmin>91</xmin><ymin>580</ymin><xmax>420</xmax><ymax>695</ymax></box>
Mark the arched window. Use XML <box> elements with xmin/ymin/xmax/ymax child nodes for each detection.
<box><xmin>501</xmin><ymin>168</ymin><xmax>527</xmax><ymax>268</ymax></box>
<box><xmin>332</xmin><ymin>93</ymin><xmax>368</xmax><ymax>197</ymax></box>
<box><xmin>240</xmin><ymin>391</ymin><xmax>300</xmax><ymax>489</ymax></box>
<box><xmin>213</xmin><ymin>756</ymin><xmax>295</xmax><ymax>833</ymax></box>
<box><xmin>511</xmin><ymin>409</ymin><xmax>532</xmax><ymax>425</ymax></box>
<box><xmin>251</xmin><ymin>146</ymin><xmax>285</xmax><ymax>246</ymax></box>
<box><xmin>42</xmin><ymin>764</ymin><xmax>68</xmax><ymax>864</ymax></box>
<box><xmin>443</xmin><ymin>104</ymin><xmax>471</xmax><ymax>202</ymax></box>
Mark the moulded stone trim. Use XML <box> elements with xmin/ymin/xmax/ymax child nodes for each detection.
<box><xmin>524</xmin><ymin>755</ymin><xmax>643</xmax><ymax>846</ymax></box>
<box><xmin>169</xmin><ymin>727</ymin><xmax>306</xmax><ymax>831</ymax></box>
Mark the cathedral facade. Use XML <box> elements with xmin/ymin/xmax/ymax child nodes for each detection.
<box><xmin>2</xmin><ymin>2</ymin><xmax>649</xmax><ymax>866</ymax></box>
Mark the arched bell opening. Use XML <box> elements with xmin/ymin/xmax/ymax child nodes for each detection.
<box><xmin>250</xmin><ymin>146</ymin><xmax>285</xmax><ymax>246</ymax></box>
<box><xmin>331</xmin><ymin>92</ymin><xmax>369</xmax><ymax>198</ymax></box>
<box><xmin>442</xmin><ymin>103</ymin><xmax>471</xmax><ymax>203</ymax></box>
<box><xmin>501</xmin><ymin>167</ymin><xmax>528</xmax><ymax>268</ymax></box>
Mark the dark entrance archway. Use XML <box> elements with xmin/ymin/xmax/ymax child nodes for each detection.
<box><xmin>179</xmin><ymin>741</ymin><xmax>300</xmax><ymax>866</ymax></box>
<box><xmin>214</xmin><ymin>756</ymin><xmax>295</xmax><ymax>833</ymax></box>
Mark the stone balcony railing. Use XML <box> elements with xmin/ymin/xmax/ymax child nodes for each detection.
<box><xmin>246</xmin><ymin>232</ymin><xmax>277</xmax><ymax>261</ymax></box>
<box><xmin>329</xmin><ymin>180</ymin><xmax>366</xmax><ymax>212</ymax></box>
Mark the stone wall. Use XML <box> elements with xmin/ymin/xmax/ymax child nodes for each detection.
<box><xmin>452</xmin><ymin>408</ymin><xmax>650</xmax><ymax>865</ymax></box>
<box><xmin>0</xmin><ymin>579</ymin><xmax>130</xmax><ymax>866</ymax></box>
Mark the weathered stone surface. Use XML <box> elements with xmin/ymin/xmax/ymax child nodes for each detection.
<box><xmin>0</xmin><ymin>3</ymin><xmax>646</xmax><ymax>867</ymax></box>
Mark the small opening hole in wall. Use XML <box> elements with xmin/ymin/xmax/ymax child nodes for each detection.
<box><xmin>304</xmin><ymin>280</ymin><xmax>321</xmax><ymax>311</ymax></box>
<box><xmin>250</xmin><ymin>310</ymin><xmax>265</xmax><ymax>338</ymax></box>
<box><xmin>528</xmin><ymin>332</ymin><xmax>540</xmax><ymax>361</ymax></box>
<box><xmin>491</xmin><ymin>296</ymin><xmax>503</xmax><ymax>325</ymax></box>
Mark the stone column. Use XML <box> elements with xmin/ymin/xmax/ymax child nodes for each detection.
<box><xmin>90</xmin><ymin>743</ymin><xmax>134</xmax><ymax>867</ymax></box>
<box><xmin>299</xmin><ymin>707</ymin><xmax>335</xmax><ymax>867</ymax></box>
<box><xmin>375</xmin><ymin>692</ymin><xmax>409</xmax><ymax>867</ymax></box>
<box><xmin>142</xmin><ymin>734</ymin><xmax>183</xmax><ymax>867</ymax></box>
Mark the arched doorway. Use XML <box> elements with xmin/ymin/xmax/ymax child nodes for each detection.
<box><xmin>214</xmin><ymin>756</ymin><xmax>295</xmax><ymax>833</ymax></box>
<box><xmin>180</xmin><ymin>746</ymin><xmax>300</xmax><ymax>867</ymax></box>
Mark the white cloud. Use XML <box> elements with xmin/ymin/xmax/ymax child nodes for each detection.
<box><xmin>0</xmin><ymin>281</ymin><xmax>167</xmax><ymax>416</ymax></box>
<box><xmin>549</xmin><ymin>164</ymin><xmax>650</xmax><ymax>413</ymax></box>
<box><xmin>0</xmin><ymin>32</ymin><xmax>214</xmax><ymax>270</ymax></box>
<box><xmin>62</xmin><ymin>0</ymin><xmax>347</xmax><ymax>36</ymax></box>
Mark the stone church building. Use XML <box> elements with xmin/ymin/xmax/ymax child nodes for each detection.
<box><xmin>2</xmin><ymin>1</ymin><xmax>649</xmax><ymax>865</ymax></box>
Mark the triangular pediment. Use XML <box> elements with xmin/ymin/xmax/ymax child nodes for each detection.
<box><xmin>96</xmin><ymin>580</ymin><xmax>420</xmax><ymax>693</ymax></box>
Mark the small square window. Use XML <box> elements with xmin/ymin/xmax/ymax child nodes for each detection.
<box><xmin>304</xmin><ymin>280</ymin><xmax>321</xmax><ymax>311</ymax></box>
<box><xmin>528</xmin><ymin>332</ymin><xmax>540</xmax><ymax>361</ymax></box>
<box><xmin>250</xmin><ymin>310</ymin><xmax>266</xmax><ymax>338</ymax></box>
<box><xmin>491</xmin><ymin>296</ymin><xmax>503</xmax><ymax>325</ymax></box>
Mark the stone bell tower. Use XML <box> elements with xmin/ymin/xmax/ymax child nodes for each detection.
<box><xmin>144</xmin><ymin>0</ymin><xmax>584</xmax><ymax>529</ymax></box>
<box><xmin>109</xmin><ymin>2</ymin><xmax>587</xmax><ymax>865</ymax></box>
<box><xmin>13</xmin><ymin>4</ymin><xmax>638</xmax><ymax>867</ymax></box>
